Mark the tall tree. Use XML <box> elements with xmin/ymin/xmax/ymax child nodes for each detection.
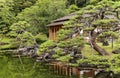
<box><xmin>12</xmin><ymin>0</ymin><xmax>37</xmax><ymax>15</ymax></box>
<box><xmin>0</xmin><ymin>0</ymin><xmax>15</xmax><ymax>34</ymax></box>
<box><xmin>17</xmin><ymin>0</ymin><xmax>69</xmax><ymax>35</ymax></box>
<box><xmin>60</xmin><ymin>0</ymin><xmax>120</xmax><ymax>55</ymax></box>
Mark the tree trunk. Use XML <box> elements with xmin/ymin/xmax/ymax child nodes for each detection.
<box><xmin>91</xmin><ymin>30</ymin><xmax>109</xmax><ymax>56</ymax></box>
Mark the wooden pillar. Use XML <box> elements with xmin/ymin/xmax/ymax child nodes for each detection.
<box><xmin>53</xmin><ymin>26</ymin><xmax>55</xmax><ymax>41</ymax></box>
<box><xmin>76</xmin><ymin>68</ymin><xmax>80</xmax><ymax>78</ymax></box>
<box><xmin>54</xmin><ymin>63</ymin><xmax>57</xmax><ymax>74</ymax></box>
<box><xmin>53</xmin><ymin>63</ymin><xmax>55</xmax><ymax>73</ymax></box>
<box><xmin>57</xmin><ymin>64</ymin><xmax>59</xmax><ymax>74</ymax></box>
<box><xmin>58</xmin><ymin>64</ymin><xmax>60</xmax><ymax>75</ymax></box>
<box><xmin>65</xmin><ymin>66</ymin><xmax>68</xmax><ymax>76</ymax></box>
<box><xmin>69</xmin><ymin>67</ymin><xmax>72</xmax><ymax>77</ymax></box>
<box><xmin>59</xmin><ymin>65</ymin><xmax>62</xmax><ymax>75</ymax></box>
<box><xmin>62</xmin><ymin>67</ymin><xmax>65</xmax><ymax>75</ymax></box>
<box><xmin>65</xmin><ymin>66</ymin><xmax>69</xmax><ymax>76</ymax></box>
<box><xmin>55</xmin><ymin>27</ymin><xmax>57</xmax><ymax>40</ymax></box>
<box><xmin>55</xmin><ymin>26</ymin><xmax>59</xmax><ymax>40</ymax></box>
<box><xmin>49</xmin><ymin>25</ymin><xmax>62</xmax><ymax>41</ymax></box>
<box><xmin>51</xmin><ymin>27</ymin><xmax>53</xmax><ymax>40</ymax></box>
<box><xmin>91</xmin><ymin>70</ymin><xmax>95</xmax><ymax>77</ymax></box>
<box><xmin>49</xmin><ymin>27</ymin><xmax>51</xmax><ymax>40</ymax></box>
<box><xmin>84</xmin><ymin>70</ymin><xmax>95</xmax><ymax>77</ymax></box>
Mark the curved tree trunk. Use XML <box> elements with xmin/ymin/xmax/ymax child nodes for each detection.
<box><xmin>90</xmin><ymin>30</ymin><xmax>109</xmax><ymax>56</ymax></box>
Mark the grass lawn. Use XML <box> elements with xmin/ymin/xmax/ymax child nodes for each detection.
<box><xmin>82</xmin><ymin>44</ymin><xmax>99</xmax><ymax>57</ymax></box>
<box><xmin>97</xmin><ymin>42</ymin><xmax>120</xmax><ymax>53</ymax></box>
<box><xmin>82</xmin><ymin>41</ymin><xmax>120</xmax><ymax>57</ymax></box>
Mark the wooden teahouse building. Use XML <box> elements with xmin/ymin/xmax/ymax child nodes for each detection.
<box><xmin>47</xmin><ymin>13</ymin><xmax>76</xmax><ymax>41</ymax></box>
<box><xmin>47</xmin><ymin>13</ymin><xmax>91</xmax><ymax>42</ymax></box>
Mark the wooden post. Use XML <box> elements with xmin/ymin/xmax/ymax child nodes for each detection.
<box><xmin>59</xmin><ymin>65</ymin><xmax>62</xmax><ymax>75</ymax></box>
<box><xmin>53</xmin><ymin>26</ymin><xmax>55</xmax><ymax>41</ymax></box>
<box><xmin>76</xmin><ymin>68</ymin><xmax>80</xmax><ymax>78</ymax></box>
<box><xmin>63</xmin><ymin>67</ymin><xmax>65</xmax><ymax>75</ymax></box>
<box><xmin>53</xmin><ymin>63</ymin><xmax>55</xmax><ymax>73</ymax></box>
<box><xmin>58</xmin><ymin>64</ymin><xmax>60</xmax><ymax>75</ymax></box>
<box><xmin>55</xmin><ymin>27</ymin><xmax>57</xmax><ymax>40</ymax></box>
<box><xmin>69</xmin><ymin>67</ymin><xmax>72</xmax><ymax>77</ymax></box>
<box><xmin>54</xmin><ymin>63</ymin><xmax>57</xmax><ymax>74</ymax></box>
<box><xmin>49</xmin><ymin>27</ymin><xmax>51</xmax><ymax>40</ymax></box>
<box><xmin>65</xmin><ymin>67</ymin><xmax>68</xmax><ymax>76</ymax></box>
<box><xmin>57</xmin><ymin>63</ymin><xmax>59</xmax><ymax>74</ymax></box>
<box><xmin>84</xmin><ymin>70</ymin><xmax>95</xmax><ymax>77</ymax></box>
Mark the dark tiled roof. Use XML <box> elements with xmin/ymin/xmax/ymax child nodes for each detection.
<box><xmin>47</xmin><ymin>21</ymin><xmax>66</xmax><ymax>27</ymax></box>
<box><xmin>47</xmin><ymin>12</ymin><xmax>76</xmax><ymax>27</ymax></box>
<box><xmin>52</xmin><ymin>12</ymin><xmax>76</xmax><ymax>22</ymax></box>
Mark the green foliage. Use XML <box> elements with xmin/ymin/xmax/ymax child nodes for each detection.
<box><xmin>57</xmin><ymin>37</ymin><xmax>84</xmax><ymax>48</ymax></box>
<box><xmin>84</xmin><ymin>9</ymin><xmax>98</xmax><ymax>14</ymax></box>
<box><xmin>35</xmin><ymin>33</ymin><xmax>48</xmax><ymax>44</ymax></box>
<box><xmin>97</xmin><ymin>0</ymin><xmax>114</xmax><ymax>7</ymax></box>
<box><xmin>0</xmin><ymin>37</ymin><xmax>19</xmax><ymax>50</ymax></box>
<box><xmin>63</xmin><ymin>19</ymin><xmax>83</xmax><ymax>28</ymax></box>
<box><xmin>10</xmin><ymin>21</ymin><xmax>30</xmax><ymax>32</ymax></box>
<box><xmin>52</xmin><ymin>48</ymin><xmax>64</xmax><ymax>58</ymax></box>
<box><xmin>52</xmin><ymin>54</ymin><xmax>60</xmax><ymax>58</ymax></box>
<box><xmin>39</xmin><ymin>40</ymin><xmax>56</xmax><ymax>54</ymax></box>
<box><xmin>1</xmin><ymin>0</ymin><xmax>120</xmax><ymax>75</ymax></box>
<box><xmin>83</xmin><ymin>27</ymin><xmax>94</xmax><ymax>31</ymax></box>
<box><xmin>9</xmin><ymin>21</ymin><xmax>35</xmax><ymax>47</ymax></box>
<box><xmin>0</xmin><ymin>0</ymin><xmax>15</xmax><ymax>34</ymax></box>
<box><xmin>100</xmin><ymin>31</ymin><xmax>119</xmax><ymax>38</ymax></box>
<box><xmin>55</xmin><ymin>48</ymin><xmax>64</xmax><ymax>55</ymax></box>
<box><xmin>57</xmin><ymin>29</ymin><xmax>72</xmax><ymax>40</ymax></box>
<box><xmin>12</xmin><ymin>0</ymin><xmax>37</xmax><ymax>15</ymax></box>
<box><xmin>17</xmin><ymin>0</ymin><xmax>69</xmax><ymax>35</ymax></box>
<box><xmin>89</xmin><ymin>0</ymin><xmax>101</xmax><ymax>5</ymax></box>
<box><xmin>113</xmin><ymin>1</ymin><xmax>120</xmax><ymax>9</ymax></box>
<box><xmin>93</xmin><ymin>19</ymin><xmax>118</xmax><ymax>27</ymax></box>
<box><xmin>55</xmin><ymin>0</ymin><xmax>120</xmax><ymax>72</ymax></box>
<box><xmin>18</xmin><ymin>32</ymin><xmax>35</xmax><ymax>46</ymax></box>
<box><xmin>68</xmin><ymin>4</ymin><xmax>79</xmax><ymax>13</ymax></box>
<box><xmin>76</xmin><ymin>54</ymin><xmax>120</xmax><ymax>73</ymax></box>
<box><xmin>57</xmin><ymin>54</ymin><xmax>72</xmax><ymax>62</ymax></box>
<box><xmin>57</xmin><ymin>40</ymin><xmax>71</xmax><ymax>48</ymax></box>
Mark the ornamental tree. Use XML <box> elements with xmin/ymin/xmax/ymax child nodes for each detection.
<box><xmin>62</xmin><ymin>0</ymin><xmax>120</xmax><ymax>55</ymax></box>
<box><xmin>10</xmin><ymin>21</ymin><xmax>37</xmax><ymax>47</ymax></box>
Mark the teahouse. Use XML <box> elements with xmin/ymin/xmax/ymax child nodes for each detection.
<box><xmin>47</xmin><ymin>13</ymin><xmax>76</xmax><ymax>41</ymax></box>
<box><xmin>47</xmin><ymin>12</ymin><xmax>91</xmax><ymax>42</ymax></box>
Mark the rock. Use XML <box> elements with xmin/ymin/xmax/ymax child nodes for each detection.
<box><xmin>16</xmin><ymin>43</ymin><xmax>39</xmax><ymax>56</ymax></box>
<box><xmin>94</xmin><ymin>71</ymin><xmax>114</xmax><ymax>78</ymax></box>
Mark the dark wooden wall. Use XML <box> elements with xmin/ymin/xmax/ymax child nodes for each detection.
<box><xmin>49</xmin><ymin>25</ymin><xmax>62</xmax><ymax>41</ymax></box>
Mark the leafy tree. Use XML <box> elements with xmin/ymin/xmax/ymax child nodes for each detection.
<box><xmin>17</xmin><ymin>0</ymin><xmax>69</xmax><ymax>35</ymax></box>
<box><xmin>35</xmin><ymin>33</ymin><xmax>48</xmax><ymax>44</ymax></box>
<box><xmin>68</xmin><ymin>4</ymin><xmax>79</xmax><ymax>13</ymax></box>
<box><xmin>0</xmin><ymin>0</ymin><xmax>15</xmax><ymax>34</ymax></box>
<box><xmin>64</xmin><ymin>0</ymin><xmax>120</xmax><ymax>55</ymax></box>
<box><xmin>12</xmin><ymin>0</ymin><xmax>37</xmax><ymax>15</ymax></box>
<box><xmin>10</xmin><ymin>21</ymin><xmax>36</xmax><ymax>47</ymax></box>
